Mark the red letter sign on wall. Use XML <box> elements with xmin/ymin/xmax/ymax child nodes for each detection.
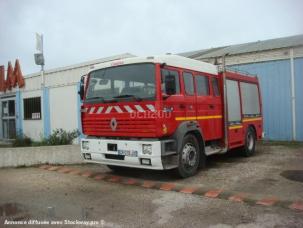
<box><xmin>6</xmin><ymin>62</ymin><xmax>13</xmax><ymax>91</ymax></box>
<box><xmin>0</xmin><ymin>65</ymin><xmax>5</xmax><ymax>92</ymax></box>
<box><xmin>14</xmin><ymin>59</ymin><xmax>25</xmax><ymax>88</ymax></box>
<box><xmin>0</xmin><ymin>59</ymin><xmax>25</xmax><ymax>92</ymax></box>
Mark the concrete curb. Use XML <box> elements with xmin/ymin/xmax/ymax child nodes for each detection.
<box><xmin>0</xmin><ymin>145</ymin><xmax>84</xmax><ymax>168</ymax></box>
<box><xmin>39</xmin><ymin>165</ymin><xmax>303</xmax><ymax>212</ymax></box>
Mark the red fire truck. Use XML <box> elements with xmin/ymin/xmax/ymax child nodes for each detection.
<box><xmin>79</xmin><ymin>55</ymin><xmax>263</xmax><ymax>177</ymax></box>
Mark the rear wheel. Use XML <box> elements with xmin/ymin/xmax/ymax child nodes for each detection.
<box><xmin>242</xmin><ymin>127</ymin><xmax>256</xmax><ymax>157</ymax></box>
<box><xmin>177</xmin><ymin>134</ymin><xmax>201</xmax><ymax>178</ymax></box>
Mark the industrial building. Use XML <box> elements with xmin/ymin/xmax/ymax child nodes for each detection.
<box><xmin>0</xmin><ymin>53</ymin><xmax>134</xmax><ymax>141</ymax></box>
<box><xmin>0</xmin><ymin>34</ymin><xmax>302</xmax><ymax>142</ymax></box>
<box><xmin>180</xmin><ymin>34</ymin><xmax>303</xmax><ymax>141</ymax></box>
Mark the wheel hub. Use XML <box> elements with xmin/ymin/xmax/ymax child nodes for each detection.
<box><xmin>182</xmin><ymin>143</ymin><xmax>197</xmax><ymax>168</ymax></box>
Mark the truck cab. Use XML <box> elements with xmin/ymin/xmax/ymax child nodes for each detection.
<box><xmin>79</xmin><ymin>55</ymin><xmax>263</xmax><ymax>178</ymax></box>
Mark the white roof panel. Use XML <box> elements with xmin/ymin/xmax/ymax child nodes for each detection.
<box><xmin>91</xmin><ymin>54</ymin><xmax>218</xmax><ymax>75</ymax></box>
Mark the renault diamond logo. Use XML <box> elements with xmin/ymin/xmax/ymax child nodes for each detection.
<box><xmin>110</xmin><ymin>118</ymin><xmax>117</xmax><ymax>131</ymax></box>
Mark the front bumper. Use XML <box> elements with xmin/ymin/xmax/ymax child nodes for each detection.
<box><xmin>80</xmin><ymin>138</ymin><xmax>177</xmax><ymax>170</ymax></box>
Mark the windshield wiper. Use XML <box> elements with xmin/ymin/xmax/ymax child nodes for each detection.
<box><xmin>113</xmin><ymin>94</ymin><xmax>143</xmax><ymax>101</ymax></box>
<box><xmin>86</xmin><ymin>96</ymin><xmax>117</xmax><ymax>103</ymax></box>
<box><xmin>86</xmin><ymin>96</ymin><xmax>105</xmax><ymax>101</ymax></box>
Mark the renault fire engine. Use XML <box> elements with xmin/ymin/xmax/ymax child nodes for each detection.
<box><xmin>79</xmin><ymin>55</ymin><xmax>263</xmax><ymax>177</ymax></box>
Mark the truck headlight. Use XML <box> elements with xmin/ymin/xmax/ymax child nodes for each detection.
<box><xmin>142</xmin><ymin>144</ymin><xmax>152</xmax><ymax>155</ymax></box>
<box><xmin>82</xmin><ymin>141</ymin><xmax>90</xmax><ymax>150</ymax></box>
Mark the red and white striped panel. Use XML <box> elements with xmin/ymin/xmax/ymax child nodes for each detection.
<box><xmin>82</xmin><ymin>104</ymin><xmax>156</xmax><ymax>114</ymax></box>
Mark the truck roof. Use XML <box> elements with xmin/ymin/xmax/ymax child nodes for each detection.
<box><xmin>90</xmin><ymin>54</ymin><xmax>218</xmax><ymax>75</ymax></box>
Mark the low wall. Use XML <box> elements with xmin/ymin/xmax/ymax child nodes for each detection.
<box><xmin>0</xmin><ymin>145</ymin><xmax>84</xmax><ymax>168</ymax></box>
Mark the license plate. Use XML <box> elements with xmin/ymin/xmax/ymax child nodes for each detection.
<box><xmin>117</xmin><ymin>149</ymin><xmax>138</xmax><ymax>157</ymax></box>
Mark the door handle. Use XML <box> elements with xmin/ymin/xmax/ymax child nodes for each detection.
<box><xmin>209</xmin><ymin>104</ymin><xmax>215</xmax><ymax>109</ymax></box>
<box><xmin>179</xmin><ymin>104</ymin><xmax>186</xmax><ymax>109</ymax></box>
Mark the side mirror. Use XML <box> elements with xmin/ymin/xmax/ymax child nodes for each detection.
<box><xmin>78</xmin><ymin>75</ymin><xmax>85</xmax><ymax>100</ymax></box>
<box><xmin>165</xmin><ymin>74</ymin><xmax>176</xmax><ymax>96</ymax></box>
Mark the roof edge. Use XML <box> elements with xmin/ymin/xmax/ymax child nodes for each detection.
<box><xmin>25</xmin><ymin>53</ymin><xmax>136</xmax><ymax>78</ymax></box>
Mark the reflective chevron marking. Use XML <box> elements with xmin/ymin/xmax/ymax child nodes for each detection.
<box><xmin>81</xmin><ymin>108</ymin><xmax>88</xmax><ymax>113</ymax></box>
<box><xmin>135</xmin><ymin>105</ymin><xmax>145</xmax><ymax>112</ymax></box>
<box><xmin>96</xmin><ymin>107</ymin><xmax>104</xmax><ymax>114</ymax></box>
<box><xmin>88</xmin><ymin>107</ymin><xmax>95</xmax><ymax>114</ymax></box>
<box><xmin>105</xmin><ymin>106</ymin><xmax>113</xmax><ymax>114</ymax></box>
<box><xmin>86</xmin><ymin>104</ymin><xmax>155</xmax><ymax>114</ymax></box>
<box><xmin>114</xmin><ymin>106</ymin><xmax>123</xmax><ymax>113</ymax></box>
<box><xmin>124</xmin><ymin>105</ymin><xmax>134</xmax><ymax>113</ymax></box>
<box><xmin>146</xmin><ymin>104</ymin><xmax>156</xmax><ymax>112</ymax></box>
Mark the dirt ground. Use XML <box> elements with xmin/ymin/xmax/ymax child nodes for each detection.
<box><xmin>0</xmin><ymin>142</ymin><xmax>302</xmax><ymax>227</ymax></box>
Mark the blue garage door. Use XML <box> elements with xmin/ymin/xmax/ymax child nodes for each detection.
<box><xmin>231</xmin><ymin>60</ymin><xmax>294</xmax><ymax>141</ymax></box>
<box><xmin>294</xmin><ymin>58</ymin><xmax>303</xmax><ymax>141</ymax></box>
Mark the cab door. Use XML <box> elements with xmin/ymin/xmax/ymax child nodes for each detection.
<box><xmin>182</xmin><ymin>72</ymin><xmax>196</xmax><ymax>120</ymax></box>
<box><xmin>209</xmin><ymin>77</ymin><xmax>223</xmax><ymax>139</ymax></box>
<box><xmin>161</xmin><ymin>67</ymin><xmax>185</xmax><ymax>135</ymax></box>
<box><xmin>195</xmin><ymin>74</ymin><xmax>213</xmax><ymax>140</ymax></box>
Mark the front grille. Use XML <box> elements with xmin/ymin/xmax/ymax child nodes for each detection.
<box><xmin>82</xmin><ymin>118</ymin><xmax>157</xmax><ymax>137</ymax></box>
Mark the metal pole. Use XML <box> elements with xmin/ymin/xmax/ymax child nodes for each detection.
<box><xmin>222</xmin><ymin>54</ymin><xmax>228</xmax><ymax>151</ymax></box>
<box><xmin>290</xmin><ymin>48</ymin><xmax>296</xmax><ymax>141</ymax></box>
<box><xmin>41</xmin><ymin>34</ymin><xmax>45</xmax><ymax>88</ymax></box>
<box><xmin>41</xmin><ymin>69</ymin><xmax>44</xmax><ymax>88</ymax></box>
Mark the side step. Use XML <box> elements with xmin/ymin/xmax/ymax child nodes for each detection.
<box><xmin>205</xmin><ymin>146</ymin><xmax>227</xmax><ymax>156</ymax></box>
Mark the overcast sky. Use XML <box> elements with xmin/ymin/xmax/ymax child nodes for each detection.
<box><xmin>0</xmin><ymin>0</ymin><xmax>302</xmax><ymax>75</ymax></box>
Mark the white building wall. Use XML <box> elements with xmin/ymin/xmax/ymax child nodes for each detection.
<box><xmin>22</xmin><ymin>90</ymin><xmax>43</xmax><ymax>141</ymax></box>
<box><xmin>19</xmin><ymin>75</ymin><xmax>41</xmax><ymax>91</ymax></box>
<box><xmin>49</xmin><ymin>85</ymin><xmax>78</xmax><ymax>132</ymax></box>
<box><xmin>46</xmin><ymin>67</ymin><xmax>88</xmax><ymax>87</ymax></box>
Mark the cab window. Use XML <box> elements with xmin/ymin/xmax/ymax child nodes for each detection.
<box><xmin>183</xmin><ymin>72</ymin><xmax>194</xmax><ymax>95</ymax></box>
<box><xmin>211</xmin><ymin>77</ymin><xmax>220</xmax><ymax>96</ymax></box>
<box><xmin>161</xmin><ymin>69</ymin><xmax>180</xmax><ymax>94</ymax></box>
<box><xmin>196</xmin><ymin>75</ymin><xmax>209</xmax><ymax>96</ymax></box>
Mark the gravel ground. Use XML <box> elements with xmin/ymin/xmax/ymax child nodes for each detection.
<box><xmin>0</xmin><ymin>142</ymin><xmax>302</xmax><ymax>227</ymax></box>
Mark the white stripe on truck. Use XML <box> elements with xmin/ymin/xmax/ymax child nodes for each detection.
<box><xmin>135</xmin><ymin>105</ymin><xmax>145</xmax><ymax>112</ymax></box>
<box><xmin>85</xmin><ymin>104</ymin><xmax>155</xmax><ymax>114</ymax></box>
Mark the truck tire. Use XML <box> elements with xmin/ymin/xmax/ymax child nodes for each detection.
<box><xmin>177</xmin><ymin>134</ymin><xmax>201</xmax><ymax>178</ymax></box>
<box><xmin>242</xmin><ymin>127</ymin><xmax>256</xmax><ymax>157</ymax></box>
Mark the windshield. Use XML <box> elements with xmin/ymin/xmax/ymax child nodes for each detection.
<box><xmin>85</xmin><ymin>63</ymin><xmax>156</xmax><ymax>102</ymax></box>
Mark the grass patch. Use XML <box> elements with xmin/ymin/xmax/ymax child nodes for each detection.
<box><xmin>3</xmin><ymin>129</ymin><xmax>80</xmax><ymax>148</ymax></box>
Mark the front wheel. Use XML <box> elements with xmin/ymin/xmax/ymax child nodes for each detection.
<box><xmin>177</xmin><ymin>134</ymin><xmax>201</xmax><ymax>178</ymax></box>
<box><xmin>242</xmin><ymin>127</ymin><xmax>256</xmax><ymax>157</ymax></box>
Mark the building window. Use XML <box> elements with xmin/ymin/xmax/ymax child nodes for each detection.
<box><xmin>196</xmin><ymin>75</ymin><xmax>210</xmax><ymax>96</ymax></box>
<box><xmin>211</xmin><ymin>77</ymin><xmax>220</xmax><ymax>96</ymax></box>
<box><xmin>2</xmin><ymin>100</ymin><xmax>15</xmax><ymax>117</ymax></box>
<box><xmin>183</xmin><ymin>72</ymin><xmax>194</xmax><ymax>95</ymax></box>
<box><xmin>23</xmin><ymin>97</ymin><xmax>41</xmax><ymax>120</ymax></box>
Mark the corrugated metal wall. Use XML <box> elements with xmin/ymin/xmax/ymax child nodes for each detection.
<box><xmin>294</xmin><ymin>57</ymin><xmax>303</xmax><ymax>140</ymax></box>
<box><xmin>231</xmin><ymin>59</ymin><xmax>303</xmax><ymax>141</ymax></box>
<box><xmin>231</xmin><ymin>60</ymin><xmax>292</xmax><ymax>141</ymax></box>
